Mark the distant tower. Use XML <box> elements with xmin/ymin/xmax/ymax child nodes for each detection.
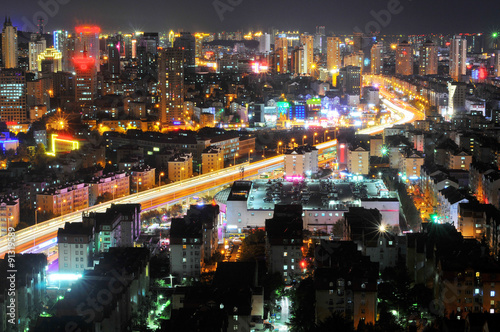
<box><xmin>450</xmin><ymin>35</ymin><xmax>467</xmax><ymax>81</ymax></box>
<box><xmin>419</xmin><ymin>40</ymin><xmax>438</xmax><ymax>75</ymax></box>
<box><xmin>37</xmin><ymin>17</ymin><xmax>44</xmax><ymax>35</ymax></box>
<box><xmin>2</xmin><ymin>17</ymin><xmax>18</xmax><ymax>69</ymax></box>
<box><xmin>75</xmin><ymin>26</ymin><xmax>101</xmax><ymax>72</ymax></box>
<box><xmin>395</xmin><ymin>41</ymin><xmax>413</xmax><ymax>76</ymax></box>
<box><xmin>370</xmin><ymin>43</ymin><xmax>384</xmax><ymax>75</ymax></box>
<box><xmin>274</xmin><ymin>36</ymin><xmax>288</xmax><ymax>73</ymax></box>
<box><xmin>73</xmin><ymin>48</ymin><xmax>97</xmax><ymax>109</ymax></box>
<box><xmin>300</xmin><ymin>34</ymin><xmax>314</xmax><ymax>74</ymax></box>
<box><xmin>327</xmin><ymin>37</ymin><xmax>341</xmax><ymax>73</ymax></box>
<box><xmin>159</xmin><ymin>48</ymin><xmax>184</xmax><ymax>126</ymax></box>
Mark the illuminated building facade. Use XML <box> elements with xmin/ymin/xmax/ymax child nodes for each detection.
<box><xmin>370</xmin><ymin>43</ymin><xmax>384</xmax><ymax>75</ymax></box>
<box><xmin>37</xmin><ymin>48</ymin><xmax>62</xmax><ymax>73</ymax></box>
<box><xmin>448</xmin><ymin>82</ymin><xmax>467</xmax><ymax>118</ymax></box>
<box><xmin>450</xmin><ymin>35</ymin><xmax>467</xmax><ymax>81</ymax></box>
<box><xmin>37</xmin><ymin>183</ymin><xmax>90</xmax><ymax>216</ymax></box>
<box><xmin>291</xmin><ymin>46</ymin><xmax>304</xmax><ymax>74</ymax></box>
<box><xmin>419</xmin><ymin>40</ymin><xmax>438</xmax><ymax>75</ymax></box>
<box><xmin>88</xmin><ymin>172</ymin><xmax>130</xmax><ymax>205</ymax></box>
<box><xmin>74</xmin><ymin>55</ymin><xmax>97</xmax><ymax>108</ymax></box>
<box><xmin>327</xmin><ymin>37</ymin><xmax>341</xmax><ymax>75</ymax></box>
<box><xmin>159</xmin><ymin>48</ymin><xmax>184</xmax><ymax>126</ymax></box>
<box><xmin>107</xmin><ymin>39</ymin><xmax>121</xmax><ymax>75</ymax></box>
<box><xmin>348</xmin><ymin>146</ymin><xmax>370</xmax><ymax>175</ymax></box>
<box><xmin>28</xmin><ymin>36</ymin><xmax>46</xmax><ymax>74</ymax></box>
<box><xmin>396</xmin><ymin>41</ymin><xmax>413</xmax><ymax>76</ymax></box>
<box><xmin>0</xmin><ymin>69</ymin><xmax>27</xmax><ymax>123</ymax></box>
<box><xmin>274</xmin><ymin>36</ymin><xmax>288</xmax><ymax>73</ymax></box>
<box><xmin>2</xmin><ymin>17</ymin><xmax>18</xmax><ymax>69</ymax></box>
<box><xmin>130</xmin><ymin>165</ymin><xmax>156</xmax><ymax>193</ymax></box>
<box><xmin>174</xmin><ymin>32</ymin><xmax>196</xmax><ymax>74</ymax></box>
<box><xmin>53</xmin><ymin>30</ymin><xmax>68</xmax><ymax>52</ymax></box>
<box><xmin>284</xmin><ymin>145</ymin><xmax>319</xmax><ymax>178</ymax></box>
<box><xmin>75</xmin><ymin>25</ymin><xmax>101</xmax><ymax>72</ymax></box>
<box><xmin>300</xmin><ymin>35</ymin><xmax>314</xmax><ymax>74</ymax></box>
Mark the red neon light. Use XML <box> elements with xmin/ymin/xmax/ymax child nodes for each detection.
<box><xmin>478</xmin><ymin>67</ymin><xmax>488</xmax><ymax>80</ymax></box>
<box><xmin>75</xmin><ymin>26</ymin><xmax>101</xmax><ymax>35</ymax></box>
<box><xmin>73</xmin><ymin>57</ymin><xmax>95</xmax><ymax>71</ymax></box>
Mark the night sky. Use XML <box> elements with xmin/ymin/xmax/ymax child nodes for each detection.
<box><xmin>2</xmin><ymin>0</ymin><xmax>499</xmax><ymax>35</ymax></box>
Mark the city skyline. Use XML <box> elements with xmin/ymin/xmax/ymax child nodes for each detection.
<box><xmin>1</xmin><ymin>0</ymin><xmax>500</xmax><ymax>34</ymax></box>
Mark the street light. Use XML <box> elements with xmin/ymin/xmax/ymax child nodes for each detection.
<box><xmin>314</xmin><ymin>132</ymin><xmax>318</xmax><ymax>145</ymax></box>
<box><xmin>324</xmin><ymin>130</ymin><xmax>329</xmax><ymax>142</ymax></box>
<box><xmin>233</xmin><ymin>153</ymin><xmax>239</xmax><ymax>166</ymax></box>
<box><xmin>137</xmin><ymin>178</ymin><xmax>142</xmax><ymax>193</ymax></box>
<box><xmin>159</xmin><ymin>172</ymin><xmax>165</xmax><ymax>186</ymax></box>
<box><xmin>302</xmin><ymin>135</ymin><xmax>307</xmax><ymax>146</ymax></box>
<box><xmin>278</xmin><ymin>142</ymin><xmax>282</xmax><ymax>155</ymax></box>
<box><xmin>113</xmin><ymin>185</ymin><xmax>118</xmax><ymax>200</ymax></box>
<box><xmin>248</xmin><ymin>149</ymin><xmax>253</xmax><ymax>163</ymax></box>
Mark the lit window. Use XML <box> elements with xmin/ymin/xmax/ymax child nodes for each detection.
<box><xmin>491</xmin><ymin>291</ymin><xmax>496</xmax><ymax>297</ymax></box>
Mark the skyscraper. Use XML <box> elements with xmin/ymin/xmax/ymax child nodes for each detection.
<box><xmin>74</xmin><ymin>52</ymin><xmax>97</xmax><ymax>109</ymax></box>
<box><xmin>370</xmin><ymin>43</ymin><xmax>384</xmax><ymax>75</ymax></box>
<box><xmin>327</xmin><ymin>37</ymin><xmax>341</xmax><ymax>73</ymax></box>
<box><xmin>291</xmin><ymin>46</ymin><xmax>304</xmax><ymax>75</ymax></box>
<box><xmin>174</xmin><ymin>32</ymin><xmax>196</xmax><ymax>75</ymax></box>
<box><xmin>395</xmin><ymin>41</ymin><xmax>413</xmax><ymax>76</ymax></box>
<box><xmin>300</xmin><ymin>35</ymin><xmax>314</xmax><ymax>75</ymax></box>
<box><xmin>53</xmin><ymin>30</ymin><xmax>68</xmax><ymax>52</ymax></box>
<box><xmin>448</xmin><ymin>82</ymin><xmax>466</xmax><ymax>118</ymax></box>
<box><xmin>0</xmin><ymin>69</ymin><xmax>27</xmax><ymax>123</ymax></box>
<box><xmin>495</xmin><ymin>50</ymin><xmax>500</xmax><ymax>77</ymax></box>
<box><xmin>259</xmin><ymin>33</ymin><xmax>271</xmax><ymax>53</ymax></box>
<box><xmin>2</xmin><ymin>17</ymin><xmax>18</xmax><ymax>69</ymax></box>
<box><xmin>37</xmin><ymin>48</ymin><xmax>62</xmax><ymax>73</ymax></box>
<box><xmin>419</xmin><ymin>40</ymin><xmax>438</xmax><ymax>75</ymax></box>
<box><xmin>107</xmin><ymin>38</ymin><xmax>121</xmax><ymax>75</ymax></box>
<box><xmin>159</xmin><ymin>48</ymin><xmax>184</xmax><ymax>126</ymax></box>
<box><xmin>29</xmin><ymin>35</ymin><xmax>46</xmax><ymax>74</ymax></box>
<box><xmin>450</xmin><ymin>35</ymin><xmax>467</xmax><ymax>81</ymax></box>
<box><xmin>75</xmin><ymin>26</ymin><xmax>101</xmax><ymax>72</ymax></box>
<box><xmin>274</xmin><ymin>36</ymin><xmax>288</xmax><ymax>73</ymax></box>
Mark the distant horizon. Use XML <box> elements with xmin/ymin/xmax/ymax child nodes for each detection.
<box><xmin>1</xmin><ymin>0</ymin><xmax>499</xmax><ymax>36</ymax></box>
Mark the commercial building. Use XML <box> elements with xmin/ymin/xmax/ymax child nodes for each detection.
<box><xmin>217</xmin><ymin>179</ymin><xmax>399</xmax><ymax>235</ymax></box>
<box><xmin>448</xmin><ymin>82</ymin><xmax>467</xmax><ymax>117</ymax></box>
<box><xmin>74</xmin><ymin>53</ymin><xmax>97</xmax><ymax>109</ymax></box>
<box><xmin>28</xmin><ymin>35</ymin><xmax>46</xmax><ymax>74</ymax></box>
<box><xmin>75</xmin><ymin>25</ymin><xmax>100</xmax><ymax>72</ymax></box>
<box><xmin>300</xmin><ymin>35</ymin><xmax>314</xmax><ymax>75</ymax></box>
<box><xmin>57</xmin><ymin>221</ymin><xmax>94</xmax><ymax>273</ymax></box>
<box><xmin>338</xmin><ymin>66</ymin><xmax>361</xmax><ymax>96</ymax></box>
<box><xmin>327</xmin><ymin>37</ymin><xmax>341</xmax><ymax>75</ymax></box>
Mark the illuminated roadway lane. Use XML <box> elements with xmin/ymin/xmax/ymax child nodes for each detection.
<box><xmin>0</xmin><ymin>92</ymin><xmax>423</xmax><ymax>257</ymax></box>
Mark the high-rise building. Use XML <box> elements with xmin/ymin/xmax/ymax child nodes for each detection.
<box><xmin>353</xmin><ymin>32</ymin><xmax>363</xmax><ymax>53</ymax></box>
<box><xmin>74</xmin><ymin>52</ymin><xmax>97</xmax><ymax>109</ymax></box>
<box><xmin>419</xmin><ymin>40</ymin><xmax>438</xmax><ymax>75</ymax></box>
<box><xmin>327</xmin><ymin>37</ymin><xmax>341</xmax><ymax>73</ymax></box>
<box><xmin>174</xmin><ymin>32</ymin><xmax>196</xmax><ymax>74</ymax></box>
<box><xmin>28</xmin><ymin>35</ymin><xmax>46</xmax><ymax>74</ymax></box>
<box><xmin>338</xmin><ymin>66</ymin><xmax>361</xmax><ymax>96</ymax></box>
<box><xmin>291</xmin><ymin>46</ymin><xmax>304</xmax><ymax>75</ymax></box>
<box><xmin>259</xmin><ymin>33</ymin><xmax>271</xmax><ymax>53</ymax></box>
<box><xmin>274</xmin><ymin>36</ymin><xmax>288</xmax><ymax>73</ymax></box>
<box><xmin>300</xmin><ymin>34</ymin><xmax>314</xmax><ymax>74</ymax></box>
<box><xmin>107</xmin><ymin>38</ymin><xmax>121</xmax><ymax>75</ymax></box>
<box><xmin>75</xmin><ymin>25</ymin><xmax>101</xmax><ymax>72</ymax></box>
<box><xmin>53</xmin><ymin>30</ymin><xmax>68</xmax><ymax>52</ymax></box>
<box><xmin>2</xmin><ymin>17</ymin><xmax>18</xmax><ymax>69</ymax></box>
<box><xmin>0</xmin><ymin>69</ymin><xmax>27</xmax><ymax>123</ymax></box>
<box><xmin>159</xmin><ymin>48</ymin><xmax>184</xmax><ymax>126</ymax></box>
<box><xmin>450</xmin><ymin>35</ymin><xmax>467</xmax><ymax>81</ymax></box>
<box><xmin>395</xmin><ymin>41</ymin><xmax>413</xmax><ymax>76</ymax></box>
<box><xmin>371</xmin><ymin>43</ymin><xmax>384</xmax><ymax>75</ymax></box>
